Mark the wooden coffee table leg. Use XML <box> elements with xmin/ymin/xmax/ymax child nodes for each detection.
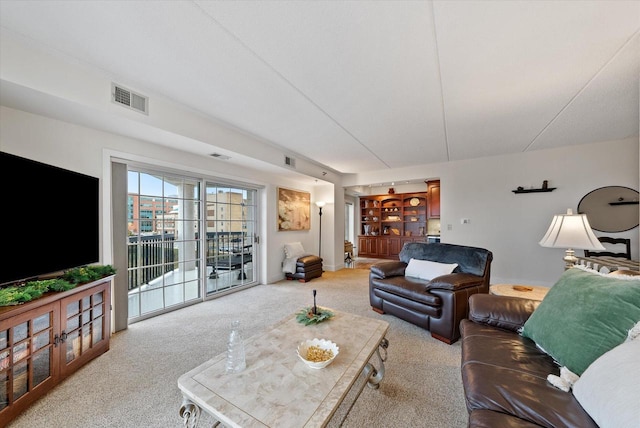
<box><xmin>364</xmin><ymin>337</ymin><xmax>389</xmax><ymax>389</ymax></box>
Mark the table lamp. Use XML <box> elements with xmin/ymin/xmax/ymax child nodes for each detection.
<box><xmin>539</xmin><ymin>208</ymin><xmax>605</xmax><ymax>269</ymax></box>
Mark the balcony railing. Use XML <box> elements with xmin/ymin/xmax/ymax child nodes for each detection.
<box><xmin>128</xmin><ymin>234</ymin><xmax>176</xmax><ymax>290</ymax></box>
<box><xmin>127</xmin><ymin>232</ymin><xmax>251</xmax><ymax>290</ymax></box>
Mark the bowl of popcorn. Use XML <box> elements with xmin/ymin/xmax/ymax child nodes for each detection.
<box><xmin>297</xmin><ymin>338</ymin><xmax>339</xmax><ymax>369</ymax></box>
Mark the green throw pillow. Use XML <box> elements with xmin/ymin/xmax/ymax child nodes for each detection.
<box><xmin>521</xmin><ymin>267</ymin><xmax>640</xmax><ymax>375</ymax></box>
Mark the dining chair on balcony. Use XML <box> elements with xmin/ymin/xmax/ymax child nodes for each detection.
<box><xmin>584</xmin><ymin>237</ymin><xmax>632</xmax><ymax>259</ymax></box>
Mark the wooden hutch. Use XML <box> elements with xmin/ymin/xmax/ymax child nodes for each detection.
<box><xmin>358</xmin><ymin>180</ymin><xmax>440</xmax><ymax>259</ymax></box>
<box><xmin>0</xmin><ymin>276</ymin><xmax>113</xmax><ymax>424</ymax></box>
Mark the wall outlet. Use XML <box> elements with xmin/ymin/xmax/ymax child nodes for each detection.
<box><xmin>461</xmin><ymin>218</ymin><xmax>471</xmax><ymax>224</ymax></box>
<box><xmin>447</xmin><ymin>224</ymin><xmax>453</xmax><ymax>231</ymax></box>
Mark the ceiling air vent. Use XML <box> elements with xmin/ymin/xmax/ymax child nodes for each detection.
<box><xmin>284</xmin><ymin>156</ymin><xmax>296</xmax><ymax>168</ymax></box>
<box><xmin>111</xmin><ymin>83</ymin><xmax>148</xmax><ymax>114</ymax></box>
<box><xmin>210</xmin><ymin>153</ymin><xmax>231</xmax><ymax>160</ymax></box>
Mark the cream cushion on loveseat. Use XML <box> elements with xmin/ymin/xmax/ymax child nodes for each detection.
<box><xmin>404</xmin><ymin>258</ymin><xmax>458</xmax><ymax>280</ymax></box>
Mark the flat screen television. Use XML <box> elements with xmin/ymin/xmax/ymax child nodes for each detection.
<box><xmin>0</xmin><ymin>152</ymin><xmax>100</xmax><ymax>286</ymax></box>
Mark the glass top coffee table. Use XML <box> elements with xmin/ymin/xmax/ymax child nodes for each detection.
<box><xmin>178</xmin><ymin>310</ymin><xmax>389</xmax><ymax>427</ymax></box>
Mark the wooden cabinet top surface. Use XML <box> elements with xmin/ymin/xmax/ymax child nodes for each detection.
<box><xmin>0</xmin><ymin>275</ymin><xmax>114</xmax><ymax>321</ymax></box>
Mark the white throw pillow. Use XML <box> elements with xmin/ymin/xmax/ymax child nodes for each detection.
<box><xmin>572</xmin><ymin>339</ymin><xmax>640</xmax><ymax>428</ymax></box>
<box><xmin>284</xmin><ymin>242</ymin><xmax>306</xmax><ymax>259</ymax></box>
<box><xmin>404</xmin><ymin>258</ymin><xmax>458</xmax><ymax>280</ymax></box>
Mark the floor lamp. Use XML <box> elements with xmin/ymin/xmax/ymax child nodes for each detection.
<box><xmin>316</xmin><ymin>201</ymin><xmax>326</xmax><ymax>258</ymax></box>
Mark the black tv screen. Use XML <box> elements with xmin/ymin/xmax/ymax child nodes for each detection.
<box><xmin>1</xmin><ymin>152</ymin><xmax>100</xmax><ymax>286</ymax></box>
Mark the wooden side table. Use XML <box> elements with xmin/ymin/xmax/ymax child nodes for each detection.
<box><xmin>489</xmin><ymin>284</ymin><xmax>550</xmax><ymax>301</ymax></box>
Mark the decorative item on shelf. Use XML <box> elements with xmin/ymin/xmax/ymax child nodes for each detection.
<box><xmin>512</xmin><ymin>182</ymin><xmax>556</xmax><ymax>194</ymax></box>
<box><xmin>383</xmin><ymin>225</ymin><xmax>390</xmax><ymax>235</ymax></box>
<box><xmin>364</xmin><ymin>200</ymin><xmax>369</xmax><ymax>208</ymax></box>
<box><xmin>410</xmin><ymin>197</ymin><xmax>420</xmax><ymax>206</ymax></box>
<box><xmin>394</xmin><ymin>207</ymin><xmax>399</xmax><ymax>212</ymax></box>
<box><xmin>405</xmin><ymin>231</ymin><xmax>412</xmax><ymax>237</ymax></box>
<box><xmin>373</xmin><ymin>200</ymin><xmax>379</xmax><ymax>207</ymax></box>
<box><xmin>419</xmin><ymin>227</ymin><xmax>425</xmax><ymax>236</ymax></box>
<box><xmin>372</xmin><ymin>217</ymin><xmax>378</xmax><ymax>221</ymax></box>
<box><xmin>539</xmin><ymin>208</ymin><xmax>605</xmax><ymax>269</ymax></box>
<box><xmin>410</xmin><ymin>217</ymin><xmax>418</xmax><ymax>222</ymax></box>
<box><xmin>369</xmin><ymin>210</ymin><xmax>374</xmax><ymax>215</ymax></box>
<box><xmin>388</xmin><ymin>187</ymin><xmax>395</xmax><ymax>194</ymax></box>
<box><xmin>609</xmin><ymin>197</ymin><xmax>639</xmax><ymax>206</ymax></box>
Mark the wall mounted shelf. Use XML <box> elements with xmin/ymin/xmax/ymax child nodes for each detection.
<box><xmin>512</xmin><ymin>188</ymin><xmax>556</xmax><ymax>194</ymax></box>
<box><xmin>609</xmin><ymin>201</ymin><xmax>639</xmax><ymax>206</ymax></box>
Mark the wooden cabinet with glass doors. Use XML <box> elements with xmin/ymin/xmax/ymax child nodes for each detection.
<box><xmin>0</xmin><ymin>276</ymin><xmax>112</xmax><ymax>425</ymax></box>
<box><xmin>358</xmin><ymin>192</ymin><xmax>429</xmax><ymax>259</ymax></box>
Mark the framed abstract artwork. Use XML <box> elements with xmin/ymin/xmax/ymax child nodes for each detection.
<box><xmin>278</xmin><ymin>187</ymin><xmax>311</xmax><ymax>231</ymax></box>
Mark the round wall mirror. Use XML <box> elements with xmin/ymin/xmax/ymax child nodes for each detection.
<box><xmin>577</xmin><ymin>186</ymin><xmax>639</xmax><ymax>232</ymax></box>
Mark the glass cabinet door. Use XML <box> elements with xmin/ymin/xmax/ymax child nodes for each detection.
<box><xmin>60</xmin><ymin>281</ymin><xmax>110</xmax><ymax>377</ymax></box>
<box><xmin>0</xmin><ymin>302</ymin><xmax>59</xmax><ymax>416</ymax></box>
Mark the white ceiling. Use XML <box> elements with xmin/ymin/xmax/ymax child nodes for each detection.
<box><xmin>0</xmin><ymin>1</ymin><xmax>638</xmax><ymax>178</ymax></box>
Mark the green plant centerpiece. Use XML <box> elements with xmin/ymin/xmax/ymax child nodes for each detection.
<box><xmin>296</xmin><ymin>289</ymin><xmax>334</xmax><ymax>325</ymax></box>
<box><xmin>0</xmin><ymin>265</ymin><xmax>116</xmax><ymax>306</ymax></box>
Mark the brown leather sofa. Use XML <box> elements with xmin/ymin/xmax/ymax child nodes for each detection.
<box><xmin>369</xmin><ymin>242</ymin><xmax>493</xmax><ymax>344</ymax></box>
<box><xmin>460</xmin><ymin>294</ymin><xmax>597</xmax><ymax>427</ymax></box>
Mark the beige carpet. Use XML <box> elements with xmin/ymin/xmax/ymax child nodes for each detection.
<box><xmin>8</xmin><ymin>268</ymin><xmax>468</xmax><ymax>428</ymax></box>
<box><xmin>351</xmin><ymin>257</ymin><xmax>382</xmax><ymax>270</ymax></box>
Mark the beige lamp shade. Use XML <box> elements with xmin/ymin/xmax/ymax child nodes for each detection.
<box><xmin>539</xmin><ymin>209</ymin><xmax>605</xmax><ymax>269</ymax></box>
<box><xmin>539</xmin><ymin>209</ymin><xmax>605</xmax><ymax>250</ymax></box>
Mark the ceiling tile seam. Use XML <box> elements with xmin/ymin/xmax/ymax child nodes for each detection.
<box><xmin>191</xmin><ymin>1</ymin><xmax>391</xmax><ymax>169</ymax></box>
<box><xmin>523</xmin><ymin>28</ymin><xmax>640</xmax><ymax>153</ymax></box>
<box><xmin>429</xmin><ymin>0</ymin><xmax>450</xmax><ymax>162</ymax></box>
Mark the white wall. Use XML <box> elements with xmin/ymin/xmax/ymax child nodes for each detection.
<box><xmin>440</xmin><ymin>138</ymin><xmax>639</xmax><ymax>285</ymax></box>
<box><xmin>345</xmin><ymin>137</ymin><xmax>639</xmax><ymax>286</ymax></box>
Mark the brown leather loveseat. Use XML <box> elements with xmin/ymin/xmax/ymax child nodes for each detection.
<box><xmin>460</xmin><ymin>294</ymin><xmax>597</xmax><ymax>427</ymax></box>
<box><xmin>369</xmin><ymin>242</ymin><xmax>493</xmax><ymax>344</ymax></box>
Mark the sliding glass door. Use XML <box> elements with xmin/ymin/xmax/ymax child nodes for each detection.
<box><xmin>126</xmin><ymin>168</ymin><xmax>260</xmax><ymax>323</ymax></box>
<box><xmin>204</xmin><ymin>183</ymin><xmax>257</xmax><ymax>295</ymax></box>
<box><xmin>127</xmin><ymin>171</ymin><xmax>202</xmax><ymax>321</ymax></box>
